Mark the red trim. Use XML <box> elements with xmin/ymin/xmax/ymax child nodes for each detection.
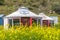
<box><xmin>30</xmin><ymin>18</ymin><xmax>32</xmax><ymax>26</ymax></box>
<box><xmin>48</xmin><ymin>20</ymin><xmax>50</xmax><ymax>27</ymax></box>
<box><xmin>48</xmin><ymin>20</ymin><xmax>49</xmax><ymax>27</ymax></box>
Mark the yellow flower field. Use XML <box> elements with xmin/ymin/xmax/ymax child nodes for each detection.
<box><xmin>0</xmin><ymin>25</ymin><xmax>60</xmax><ymax>40</ymax></box>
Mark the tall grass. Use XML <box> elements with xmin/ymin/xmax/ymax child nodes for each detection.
<box><xmin>0</xmin><ymin>24</ymin><xmax>60</xmax><ymax>40</ymax></box>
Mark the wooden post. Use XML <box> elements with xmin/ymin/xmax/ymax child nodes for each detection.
<box><xmin>20</xmin><ymin>17</ymin><xmax>21</xmax><ymax>26</ymax></box>
<box><xmin>12</xmin><ymin>19</ymin><xmax>13</xmax><ymax>27</ymax></box>
<box><xmin>37</xmin><ymin>18</ymin><xmax>38</xmax><ymax>27</ymax></box>
<box><xmin>48</xmin><ymin>20</ymin><xmax>49</xmax><ymax>27</ymax></box>
<box><xmin>41</xmin><ymin>19</ymin><xmax>42</xmax><ymax>27</ymax></box>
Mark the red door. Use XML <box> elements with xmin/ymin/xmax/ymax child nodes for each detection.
<box><xmin>21</xmin><ymin>17</ymin><xmax>31</xmax><ymax>26</ymax></box>
<box><xmin>43</xmin><ymin>20</ymin><xmax>51</xmax><ymax>27</ymax></box>
<box><xmin>43</xmin><ymin>20</ymin><xmax>48</xmax><ymax>27</ymax></box>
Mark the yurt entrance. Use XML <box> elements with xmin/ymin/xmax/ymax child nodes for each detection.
<box><xmin>42</xmin><ymin>20</ymin><xmax>51</xmax><ymax>27</ymax></box>
<box><xmin>9</xmin><ymin>17</ymin><xmax>33</xmax><ymax>27</ymax></box>
<box><xmin>21</xmin><ymin>17</ymin><xmax>32</xmax><ymax>26</ymax></box>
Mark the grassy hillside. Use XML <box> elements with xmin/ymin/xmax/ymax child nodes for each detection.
<box><xmin>0</xmin><ymin>0</ymin><xmax>60</xmax><ymax>15</ymax></box>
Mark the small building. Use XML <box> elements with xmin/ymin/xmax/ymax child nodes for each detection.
<box><xmin>50</xmin><ymin>16</ymin><xmax>58</xmax><ymax>25</ymax></box>
<box><xmin>0</xmin><ymin>14</ymin><xmax>5</xmax><ymax>25</ymax></box>
<box><xmin>38</xmin><ymin>13</ymin><xmax>54</xmax><ymax>27</ymax></box>
<box><xmin>4</xmin><ymin>7</ymin><xmax>38</xmax><ymax>29</ymax></box>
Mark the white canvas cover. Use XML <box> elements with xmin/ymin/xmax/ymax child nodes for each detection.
<box><xmin>39</xmin><ymin>13</ymin><xmax>53</xmax><ymax>20</ymax></box>
<box><xmin>42</xmin><ymin>16</ymin><xmax>53</xmax><ymax>20</ymax></box>
<box><xmin>0</xmin><ymin>14</ymin><xmax>5</xmax><ymax>17</ymax></box>
<box><xmin>6</xmin><ymin>7</ymin><xmax>38</xmax><ymax>17</ymax></box>
<box><xmin>38</xmin><ymin>13</ymin><xmax>47</xmax><ymax>18</ymax></box>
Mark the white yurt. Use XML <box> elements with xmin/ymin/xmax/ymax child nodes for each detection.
<box><xmin>38</xmin><ymin>13</ymin><xmax>54</xmax><ymax>27</ymax></box>
<box><xmin>4</xmin><ymin>7</ymin><xmax>38</xmax><ymax>29</ymax></box>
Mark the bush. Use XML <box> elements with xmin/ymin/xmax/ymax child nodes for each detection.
<box><xmin>54</xmin><ymin>23</ymin><xmax>60</xmax><ymax>29</ymax></box>
<box><xmin>0</xmin><ymin>0</ymin><xmax>4</xmax><ymax>5</ymax></box>
<box><xmin>52</xmin><ymin>4</ymin><xmax>60</xmax><ymax>14</ymax></box>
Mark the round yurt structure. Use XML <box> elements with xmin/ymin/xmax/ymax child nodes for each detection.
<box><xmin>4</xmin><ymin>7</ymin><xmax>38</xmax><ymax>29</ymax></box>
<box><xmin>38</xmin><ymin>13</ymin><xmax>54</xmax><ymax>27</ymax></box>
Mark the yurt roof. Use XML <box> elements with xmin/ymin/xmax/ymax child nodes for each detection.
<box><xmin>0</xmin><ymin>14</ymin><xmax>5</xmax><ymax>17</ymax></box>
<box><xmin>38</xmin><ymin>13</ymin><xmax>47</xmax><ymax>17</ymax></box>
<box><xmin>6</xmin><ymin>7</ymin><xmax>38</xmax><ymax>18</ymax></box>
<box><xmin>39</xmin><ymin>13</ymin><xmax>53</xmax><ymax>20</ymax></box>
<box><xmin>42</xmin><ymin>16</ymin><xmax>53</xmax><ymax>20</ymax></box>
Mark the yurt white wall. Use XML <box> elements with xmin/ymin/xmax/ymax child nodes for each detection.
<box><xmin>4</xmin><ymin>18</ymin><xmax>9</xmax><ymax>29</ymax></box>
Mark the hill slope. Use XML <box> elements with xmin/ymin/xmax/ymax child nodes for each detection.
<box><xmin>0</xmin><ymin>0</ymin><xmax>60</xmax><ymax>15</ymax></box>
